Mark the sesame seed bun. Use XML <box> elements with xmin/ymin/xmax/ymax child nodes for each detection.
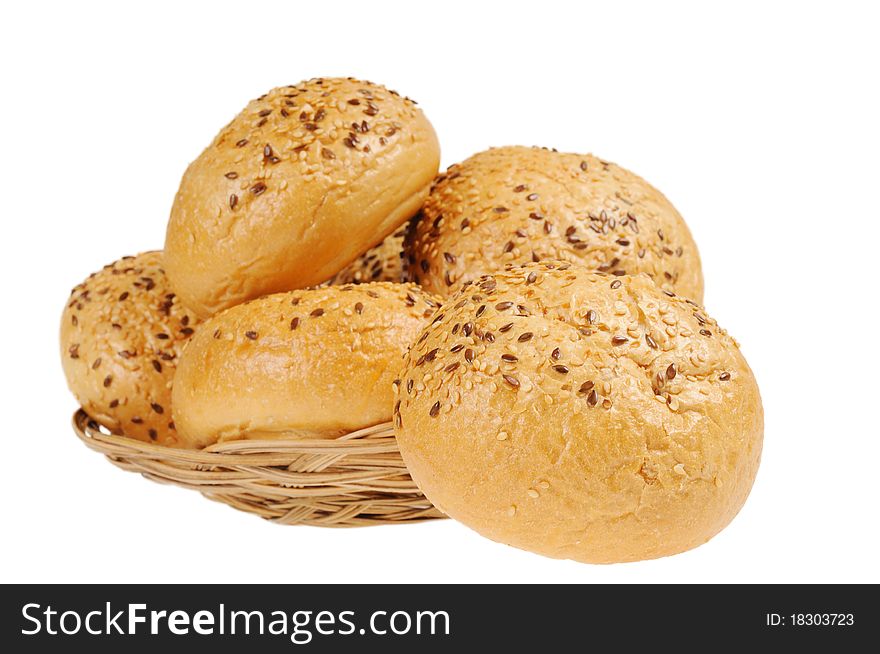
<box><xmin>165</xmin><ymin>77</ymin><xmax>440</xmax><ymax>318</ymax></box>
<box><xmin>60</xmin><ymin>252</ymin><xmax>200</xmax><ymax>447</ymax></box>
<box><xmin>325</xmin><ymin>226</ymin><xmax>407</xmax><ymax>286</ymax></box>
<box><xmin>393</xmin><ymin>262</ymin><xmax>762</xmax><ymax>563</ymax></box>
<box><xmin>172</xmin><ymin>282</ymin><xmax>441</xmax><ymax>449</ymax></box>
<box><xmin>404</xmin><ymin>146</ymin><xmax>704</xmax><ymax>302</ymax></box>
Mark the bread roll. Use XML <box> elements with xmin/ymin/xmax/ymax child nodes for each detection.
<box><xmin>172</xmin><ymin>283</ymin><xmax>441</xmax><ymax>449</ymax></box>
<box><xmin>394</xmin><ymin>262</ymin><xmax>762</xmax><ymax>563</ymax></box>
<box><xmin>60</xmin><ymin>252</ymin><xmax>200</xmax><ymax>446</ymax></box>
<box><xmin>404</xmin><ymin>146</ymin><xmax>704</xmax><ymax>302</ymax></box>
<box><xmin>326</xmin><ymin>226</ymin><xmax>406</xmax><ymax>286</ymax></box>
<box><xmin>165</xmin><ymin>77</ymin><xmax>440</xmax><ymax>318</ymax></box>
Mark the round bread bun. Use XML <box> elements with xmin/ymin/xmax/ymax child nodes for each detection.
<box><xmin>404</xmin><ymin>146</ymin><xmax>704</xmax><ymax>302</ymax></box>
<box><xmin>394</xmin><ymin>262</ymin><xmax>762</xmax><ymax>563</ymax></box>
<box><xmin>60</xmin><ymin>252</ymin><xmax>200</xmax><ymax>447</ymax></box>
<box><xmin>172</xmin><ymin>282</ymin><xmax>442</xmax><ymax>449</ymax></box>
<box><xmin>164</xmin><ymin>77</ymin><xmax>440</xmax><ymax>318</ymax></box>
<box><xmin>326</xmin><ymin>226</ymin><xmax>407</xmax><ymax>286</ymax></box>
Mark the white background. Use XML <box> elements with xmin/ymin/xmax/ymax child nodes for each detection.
<box><xmin>2</xmin><ymin>0</ymin><xmax>878</xmax><ymax>584</ymax></box>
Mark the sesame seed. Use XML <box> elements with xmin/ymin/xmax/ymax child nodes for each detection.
<box><xmin>497</xmin><ymin>431</ymin><xmax>509</xmax><ymax>441</ymax></box>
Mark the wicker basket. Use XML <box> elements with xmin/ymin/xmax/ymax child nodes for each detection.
<box><xmin>72</xmin><ymin>409</ymin><xmax>444</xmax><ymax>527</ymax></box>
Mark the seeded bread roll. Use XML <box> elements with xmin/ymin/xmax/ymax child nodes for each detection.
<box><xmin>60</xmin><ymin>252</ymin><xmax>200</xmax><ymax>446</ymax></box>
<box><xmin>404</xmin><ymin>146</ymin><xmax>703</xmax><ymax>302</ymax></box>
<box><xmin>326</xmin><ymin>226</ymin><xmax>407</xmax><ymax>286</ymax></box>
<box><xmin>394</xmin><ymin>262</ymin><xmax>762</xmax><ymax>563</ymax></box>
<box><xmin>172</xmin><ymin>282</ymin><xmax>441</xmax><ymax>449</ymax></box>
<box><xmin>165</xmin><ymin>77</ymin><xmax>440</xmax><ymax>318</ymax></box>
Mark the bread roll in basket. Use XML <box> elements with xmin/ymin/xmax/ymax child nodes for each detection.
<box><xmin>65</xmin><ymin>264</ymin><xmax>445</xmax><ymax>526</ymax></box>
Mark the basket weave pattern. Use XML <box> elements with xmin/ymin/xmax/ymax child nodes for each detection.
<box><xmin>72</xmin><ymin>410</ymin><xmax>444</xmax><ymax>527</ymax></box>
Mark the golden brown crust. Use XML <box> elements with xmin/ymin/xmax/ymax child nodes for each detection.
<box><xmin>325</xmin><ymin>226</ymin><xmax>406</xmax><ymax>285</ymax></box>
<box><xmin>404</xmin><ymin>146</ymin><xmax>703</xmax><ymax>302</ymax></box>
<box><xmin>60</xmin><ymin>252</ymin><xmax>200</xmax><ymax>447</ymax></box>
<box><xmin>165</xmin><ymin>77</ymin><xmax>440</xmax><ymax>317</ymax></box>
<box><xmin>172</xmin><ymin>282</ymin><xmax>442</xmax><ymax>449</ymax></box>
<box><xmin>394</xmin><ymin>262</ymin><xmax>761</xmax><ymax>563</ymax></box>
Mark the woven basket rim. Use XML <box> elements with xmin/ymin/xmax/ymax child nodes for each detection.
<box><xmin>71</xmin><ymin>408</ymin><xmax>444</xmax><ymax>527</ymax></box>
